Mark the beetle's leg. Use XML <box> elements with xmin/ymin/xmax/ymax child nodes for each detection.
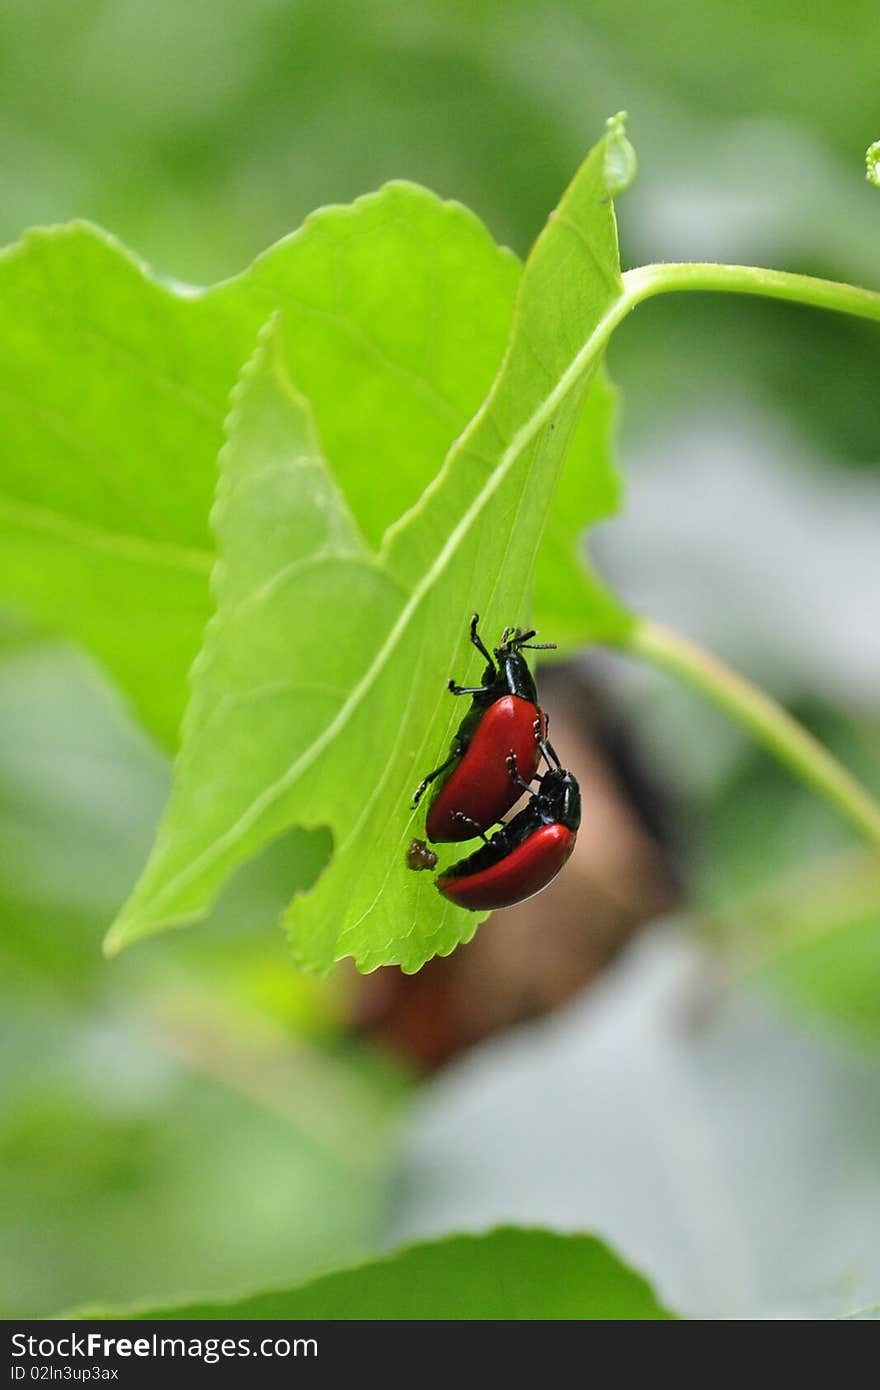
<box><xmin>449</xmin><ymin>809</ymin><xmax>490</xmax><ymax>844</ymax></box>
<box><xmin>539</xmin><ymin>722</ymin><xmax>558</xmax><ymax>778</ymax></box>
<box><xmin>469</xmin><ymin>612</ymin><xmax>495</xmax><ymax>668</ymax></box>
<box><xmin>540</xmin><ymin>738</ymin><xmax>562</xmax><ymax>771</ymax></box>
<box><xmin>506</xmin><ymin>750</ymin><xmax>538</xmax><ymax>793</ymax></box>
<box><xmin>532</xmin><ymin>713</ymin><xmax>561</xmax><ymax>771</ymax></box>
<box><xmin>448</xmin><ymin>679</ymin><xmax>492</xmax><ymax>697</ymax></box>
<box><xmin>411</xmin><ymin>746</ymin><xmax>462</xmax><ymax>809</ymax></box>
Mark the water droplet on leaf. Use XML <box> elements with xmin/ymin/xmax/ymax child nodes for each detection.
<box><xmin>604</xmin><ymin>111</ymin><xmax>638</xmax><ymax>197</ymax></box>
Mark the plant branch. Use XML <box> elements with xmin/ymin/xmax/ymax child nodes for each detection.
<box><xmin>623</xmin><ymin>262</ymin><xmax>880</xmax><ymax>324</ymax></box>
<box><xmin>604</xmin><ymin>263</ymin><xmax>880</xmax><ymax>843</ymax></box>
<box><xmin>613</xmin><ymin>617</ymin><xmax>880</xmax><ymax>848</ymax></box>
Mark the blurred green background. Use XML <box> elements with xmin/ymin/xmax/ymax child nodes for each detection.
<box><xmin>2</xmin><ymin>0</ymin><xmax>880</xmax><ymax>1319</ymax></box>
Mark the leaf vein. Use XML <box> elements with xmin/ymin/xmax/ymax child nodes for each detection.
<box><xmin>0</xmin><ymin>492</ymin><xmax>213</xmax><ymax>574</ymax></box>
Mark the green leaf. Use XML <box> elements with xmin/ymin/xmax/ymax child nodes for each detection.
<box><xmin>0</xmin><ymin>187</ymin><xmax>520</xmax><ymax>746</ymax></box>
<box><xmin>535</xmin><ymin>365</ymin><xmax>628</xmax><ymax>648</ymax></box>
<box><xmin>76</xmin><ymin>1227</ymin><xmax>676</xmax><ymax>1320</ymax></box>
<box><xmin>107</xmin><ymin>120</ymin><xmax>634</xmax><ymax>971</ymax></box>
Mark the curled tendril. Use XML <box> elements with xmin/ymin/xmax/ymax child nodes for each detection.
<box><xmin>866</xmin><ymin>140</ymin><xmax>880</xmax><ymax>189</ymax></box>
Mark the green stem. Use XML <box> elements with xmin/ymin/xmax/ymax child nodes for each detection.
<box><xmin>623</xmin><ymin>262</ymin><xmax>880</xmax><ymax>323</ymax></box>
<box><xmin>616</xmin><ymin>617</ymin><xmax>880</xmax><ymax>847</ymax></box>
<box><xmin>607</xmin><ymin>264</ymin><xmax>880</xmax><ymax>843</ymax></box>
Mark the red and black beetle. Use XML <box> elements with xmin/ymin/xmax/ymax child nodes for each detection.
<box><xmin>436</xmin><ymin>754</ymin><xmax>581</xmax><ymax>911</ymax></box>
<box><xmin>412</xmin><ymin>614</ymin><xmax>557</xmax><ymax>843</ymax></box>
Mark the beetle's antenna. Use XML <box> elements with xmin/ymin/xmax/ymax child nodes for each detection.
<box><xmin>500</xmin><ymin>626</ymin><xmax>539</xmax><ymax>651</ymax></box>
<box><xmin>508</xmin><ymin>627</ymin><xmax>556</xmax><ymax>652</ymax></box>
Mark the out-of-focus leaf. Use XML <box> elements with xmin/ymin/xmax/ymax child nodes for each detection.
<box><xmin>0</xmin><ymin>644</ymin><xmax>399</xmax><ymax>1318</ymax></box>
<box><xmin>107</xmin><ymin>121</ymin><xmax>634</xmax><ymax>972</ymax></box>
<box><xmin>693</xmin><ymin>705</ymin><xmax>880</xmax><ymax>1038</ymax></box>
<box><xmin>78</xmin><ymin>1227</ymin><xmax>675</xmax><ymax>1320</ymax></box>
<box><xmin>718</xmin><ymin>849</ymin><xmax>880</xmax><ymax>1041</ymax></box>
<box><xmin>762</xmin><ymin>910</ymin><xmax>880</xmax><ymax>1037</ymax></box>
<box><xmin>1</xmin><ymin>1004</ymin><xmax>392</xmax><ymax>1320</ymax></box>
<box><xmin>0</xmin><ymin>610</ymin><xmax>34</xmax><ymax>653</ymax></box>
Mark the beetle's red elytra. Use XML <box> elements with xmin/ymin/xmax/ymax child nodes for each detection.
<box><xmin>436</xmin><ymin>820</ymin><xmax>576</xmax><ymax>911</ymax></box>
<box><xmin>426</xmin><ymin>695</ymin><xmax>547</xmax><ymax>842</ymax></box>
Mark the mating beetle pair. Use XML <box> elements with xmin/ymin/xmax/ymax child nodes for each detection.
<box><xmin>410</xmin><ymin>614</ymin><xmax>581</xmax><ymax>911</ymax></box>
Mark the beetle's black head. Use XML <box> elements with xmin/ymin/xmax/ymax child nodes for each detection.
<box><xmin>537</xmin><ymin>767</ymin><xmax>581</xmax><ymax>832</ymax></box>
<box><xmin>494</xmin><ymin>626</ymin><xmax>555</xmax><ymax>659</ymax></box>
<box><xmin>492</xmin><ymin>627</ymin><xmax>556</xmax><ymax>704</ymax></box>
